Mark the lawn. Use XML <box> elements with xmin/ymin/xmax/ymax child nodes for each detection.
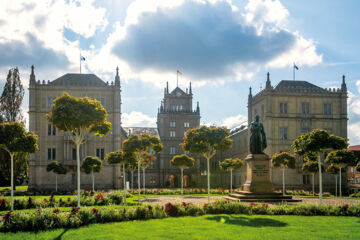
<box><xmin>0</xmin><ymin>214</ymin><xmax>358</xmax><ymax>240</ymax></box>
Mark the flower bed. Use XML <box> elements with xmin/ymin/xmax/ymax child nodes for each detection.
<box><xmin>1</xmin><ymin>201</ymin><xmax>360</xmax><ymax>232</ymax></box>
<box><xmin>275</xmin><ymin>190</ymin><xmax>333</xmax><ymax>197</ymax></box>
<box><xmin>133</xmin><ymin>188</ymin><xmax>229</xmax><ymax>195</ymax></box>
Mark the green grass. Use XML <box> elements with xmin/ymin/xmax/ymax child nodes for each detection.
<box><xmin>0</xmin><ymin>214</ymin><xmax>358</xmax><ymax>240</ymax></box>
<box><xmin>0</xmin><ymin>186</ymin><xmax>28</xmax><ymax>191</ymax></box>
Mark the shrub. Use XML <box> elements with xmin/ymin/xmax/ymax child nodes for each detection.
<box><xmin>164</xmin><ymin>202</ymin><xmax>179</xmax><ymax>217</ymax></box>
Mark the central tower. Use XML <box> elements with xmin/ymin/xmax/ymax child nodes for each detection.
<box><xmin>156</xmin><ymin>82</ymin><xmax>200</xmax><ymax>187</ymax></box>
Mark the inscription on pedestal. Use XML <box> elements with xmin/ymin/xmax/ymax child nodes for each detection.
<box><xmin>252</xmin><ymin>164</ymin><xmax>268</xmax><ymax>177</ymax></box>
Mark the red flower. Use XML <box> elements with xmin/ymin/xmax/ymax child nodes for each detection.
<box><xmin>91</xmin><ymin>208</ymin><xmax>99</xmax><ymax>214</ymax></box>
<box><xmin>67</xmin><ymin>197</ymin><xmax>71</xmax><ymax>202</ymax></box>
<box><xmin>3</xmin><ymin>212</ymin><xmax>11</xmax><ymax>224</ymax></box>
<box><xmin>249</xmin><ymin>202</ymin><xmax>257</xmax><ymax>206</ymax></box>
<box><xmin>181</xmin><ymin>202</ymin><xmax>191</xmax><ymax>207</ymax></box>
<box><xmin>71</xmin><ymin>207</ymin><xmax>80</xmax><ymax>214</ymax></box>
<box><xmin>53</xmin><ymin>208</ymin><xmax>60</xmax><ymax>214</ymax></box>
<box><xmin>95</xmin><ymin>193</ymin><xmax>104</xmax><ymax>201</ymax></box>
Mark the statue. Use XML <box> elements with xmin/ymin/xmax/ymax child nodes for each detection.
<box><xmin>249</xmin><ymin>115</ymin><xmax>267</xmax><ymax>154</ymax></box>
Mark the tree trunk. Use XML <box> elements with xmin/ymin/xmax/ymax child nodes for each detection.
<box><xmin>131</xmin><ymin>170</ymin><xmax>134</xmax><ymax>193</ymax></box>
<box><xmin>335</xmin><ymin>174</ymin><xmax>337</xmax><ymax>197</ymax></box>
<box><xmin>339</xmin><ymin>167</ymin><xmax>342</xmax><ymax>197</ymax></box>
<box><xmin>138</xmin><ymin>161</ymin><xmax>140</xmax><ymax>204</ymax></box>
<box><xmin>181</xmin><ymin>168</ymin><xmax>184</xmax><ymax>195</ymax></box>
<box><xmin>123</xmin><ymin>163</ymin><xmax>127</xmax><ymax>205</ymax></box>
<box><xmin>312</xmin><ymin>173</ymin><xmax>314</xmax><ymax>196</ymax></box>
<box><xmin>76</xmin><ymin>144</ymin><xmax>81</xmax><ymax>207</ymax></box>
<box><xmin>230</xmin><ymin>169</ymin><xmax>233</xmax><ymax>194</ymax></box>
<box><xmin>206</xmin><ymin>157</ymin><xmax>210</xmax><ymax>203</ymax></box>
<box><xmin>143</xmin><ymin>168</ymin><xmax>146</xmax><ymax>197</ymax></box>
<box><xmin>92</xmin><ymin>171</ymin><xmax>95</xmax><ymax>192</ymax></box>
<box><xmin>56</xmin><ymin>175</ymin><xmax>58</xmax><ymax>192</ymax></box>
<box><xmin>282</xmin><ymin>167</ymin><xmax>285</xmax><ymax>196</ymax></box>
<box><xmin>317</xmin><ymin>154</ymin><xmax>323</xmax><ymax>204</ymax></box>
<box><xmin>10</xmin><ymin>153</ymin><xmax>14</xmax><ymax>211</ymax></box>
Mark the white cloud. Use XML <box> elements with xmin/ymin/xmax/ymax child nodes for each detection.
<box><xmin>221</xmin><ymin>114</ymin><xmax>247</xmax><ymax>129</ymax></box>
<box><xmin>122</xmin><ymin>111</ymin><xmax>156</xmax><ymax>127</ymax></box>
<box><xmin>349</xmin><ymin>123</ymin><xmax>360</xmax><ymax>145</ymax></box>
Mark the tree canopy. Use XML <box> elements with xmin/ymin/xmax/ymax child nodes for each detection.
<box><xmin>326</xmin><ymin>163</ymin><xmax>342</xmax><ymax>175</ymax></box>
<box><xmin>81</xmin><ymin>156</ymin><xmax>103</xmax><ymax>174</ymax></box>
<box><xmin>139</xmin><ymin>151</ymin><xmax>156</xmax><ymax>169</ymax></box>
<box><xmin>302</xmin><ymin>161</ymin><xmax>323</xmax><ymax>173</ymax></box>
<box><xmin>123</xmin><ymin>134</ymin><xmax>163</xmax><ymax>155</ymax></box>
<box><xmin>325</xmin><ymin>149</ymin><xmax>357</xmax><ymax>168</ymax></box>
<box><xmin>219</xmin><ymin>158</ymin><xmax>244</xmax><ymax>172</ymax></box>
<box><xmin>170</xmin><ymin>154</ymin><xmax>195</xmax><ymax>169</ymax></box>
<box><xmin>271</xmin><ymin>152</ymin><xmax>296</xmax><ymax>169</ymax></box>
<box><xmin>0</xmin><ymin>68</ymin><xmax>24</xmax><ymax>122</ymax></box>
<box><xmin>46</xmin><ymin>161</ymin><xmax>67</xmax><ymax>175</ymax></box>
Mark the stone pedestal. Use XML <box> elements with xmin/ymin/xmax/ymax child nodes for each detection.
<box><xmin>243</xmin><ymin>154</ymin><xmax>273</xmax><ymax>193</ymax></box>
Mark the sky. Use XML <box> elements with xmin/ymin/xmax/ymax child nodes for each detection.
<box><xmin>0</xmin><ymin>0</ymin><xmax>360</xmax><ymax>144</ymax></box>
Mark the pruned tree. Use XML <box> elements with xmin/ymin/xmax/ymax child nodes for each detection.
<box><xmin>46</xmin><ymin>161</ymin><xmax>67</xmax><ymax>192</ymax></box>
<box><xmin>123</xmin><ymin>134</ymin><xmax>163</xmax><ymax>204</ymax></box>
<box><xmin>271</xmin><ymin>152</ymin><xmax>296</xmax><ymax>196</ymax></box>
<box><xmin>0</xmin><ymin>121</ymin><xmax>38</xmax><ymax>211</ymax></box>
<box><xmin>302</xmin><ymin>160</ymin><xmax>324</xmax><ymax>196</ymax></box>
<box><xmin>127</xmin><ymin>160</ymin><xmax>137</xmax><ymax>193</ymax></box>
<box><xmin>0</xmin><ymin>68</ymin><xmax>24</xmax><ymax>122</ymax></box>
<box><xmin>139</xmin><ymin>151</ymin><xmax>156</xmax><ymax>197</ymax></box>
<box><xmin>106</xmin><ymin>150</ymin><xmax>135</xmax><ymax>205</ymax></box>
<box><xmin>293</xmin><ymin>129</ymin><xmax>347</xmax><ymax>203</ymax></box>
<box><xmin>182</xmin><ymin>126</ymin><xmax>232</xmax><ymax>202</ymax></box>
<box><xmin>326</xmin><ymin>163</ymin><xmax>340</xmax><ymax>197</ymax></box>
<box><xmin>170</xmin><ymin>154</ymin><xmax>195</xmax><ymax>195</ymax></box>
<box><xmin>46</xmin><ymin>93</ymin><xmax>111</xmax><ymax>207</ymax></box>
<box><xmin>325</xmin><ymin>149</ymin><xmax>357</xmax><ymax>197</ymax></box>
<box><xmin>81</xmin><ymin>156</ymin><xmax>103</xmax><ymax>192</ymax></box>
<box><xmin>219</xmin><ymin>158</ymin><xmax>244</xmax><ymax>194</ymax></box>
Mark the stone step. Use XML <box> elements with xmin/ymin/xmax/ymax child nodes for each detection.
<box><xmin>225</xmin><ymin>196</ymin><xmax>301</xmax><ymax>203</ymax></box>
<box><xmin>235</xmin><ymin>191</ymin><xmax>283</xmax><ymax>196</ymax></box>
<box><xmin>224</xmin><ymin>196</ymin><xmax>240</xmax><ymax>202</ymax></box>
<box><xmin>229</xmin><ymin>193</ymin><xmax>293</xmax><ymax>199</ymax></box>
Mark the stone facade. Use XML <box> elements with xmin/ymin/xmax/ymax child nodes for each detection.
<box><xmin>28</xmin><ymin>66</ymin><xmax>127</xmax><ymax>190</ymax></box>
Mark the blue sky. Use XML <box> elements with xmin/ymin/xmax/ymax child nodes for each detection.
<box><xmin>0</xmin><ymin>0</ymin><xmax>359</xmax><ymax>144</ymax></box>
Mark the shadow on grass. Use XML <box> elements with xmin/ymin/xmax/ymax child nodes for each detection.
<box><xmin>53</xmin><ymin>228</ymin><xmax>68</xmax><ymax>240</ymax></box>
<box><xmin>206</xmin><ymin>215</ymin><xmax>287</xmax><ymax>227</ymax></box>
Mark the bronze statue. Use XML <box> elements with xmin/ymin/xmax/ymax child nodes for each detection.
<box><xmin>249</xmin><ymin>115</ymin><xmax>267</xmax><ymax>154</ymax></box>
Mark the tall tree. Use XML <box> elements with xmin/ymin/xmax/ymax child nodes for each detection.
<box><xmin>182</xmin><ymin>126</ymin><xmax>232</xmax><ymax>202</ymax></box>
<box><xmin>123</xmin><ymin>134</ymin><xmax>163</xmax><ymax>204</ymax></box>
<box><xmin>0</xmin><ymin>68</ymin><xmax>24</xmax><ymax>122</ymax></box>
<box><xmin>293</xmin><ymin>129</ymin><xmax>348</xmax><ymax>203</ymax></box>
<box><xmin>325</xmin><ymin>149</ymin><xmax>357</xmax><ymax>197</ymax></box>
<box><xmin>46</xmin><ymin>161</ymin><xmax>67</xmax><ymax>192</ymax></box>
<box><xmin>81</xmin><ymin>156</ymin><xmax>103</xmax><ymax>192</ymax></box>
<box><xmin>139</xmin><ymin>151</ymin><xmax>156</xmax><ymax>197</ymax></box>
<box><xmin>0</xmin><ymin>122</ymin><xmax>38</xmax><ymax>211</ymax></box>
<box><xmin>326</xmin><ymin>163</ymin><xmax>340</xmax><ymax>197</ymax></box>
<box><xmin>271</xmin><ymin>152</ymin><xmax>296</xmax><ymax>196</ymax></box>
<box><xmin>302</xmin><ymin>160</ymin><xmax>324</xmax><ymax>196</ymax></box>
<box><xmin>219</xmin><ymin>158</ymin><xmax>244</xmax><ymax>194</ymax></box>
<box><xmin>46</xmin><ymin>93</ymin><xmax>111</xmax><ymax>207</ymax></box>
<box><xmin>170</xmin><ymin>154</ymin><xmax>195</xmax><ymax>195</ymax></box>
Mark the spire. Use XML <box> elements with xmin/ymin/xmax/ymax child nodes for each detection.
<box><xmin>265</xmin><ymin>72</ymin><xmax>272</xmax><ymax>89</ymax></box>
<box><xmin>341</xmin><ymin>74</ymin><xmax>347</xmax><ymax>92</ymax></box>
<box><xmin>196</xmin><ymin>101</ymin><xmax>200</xmax><ymax>114</ymax></box>
<box><xmin>248</xmin><ymin>87</ymin><xmax>252</xmax><ymax>101</ymax></box>
<box><xmin>115</xmin><ymin>66</ymin><xmax>120</xmax><ymax>86</ymax></box>
<box><xmin>166</xmin><ymin>81</ymin><xmax>169</xmax><ymax>94</ymax></box>
<box><xmin>30</xmin><ymin>65</ymin><xmax>36</xmax><ymax>85</ymax></box>
<box><xmin>189</xmin><ymin>82</ymin><xmax>192</xmax><ymax>94</ymax></box>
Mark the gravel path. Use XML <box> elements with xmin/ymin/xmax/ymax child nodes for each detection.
<box><xmin>140</xmin><ymin>195</ymin><xmax>360</xmax><ymax>206</ymax></box>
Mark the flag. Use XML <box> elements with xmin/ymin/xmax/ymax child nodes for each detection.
<box><xmin>177</xmin><ymin>70</ymin><xmax>182</xmax><ymax>75</ymax></box>
<box><xmin>294</xmin><ymin>64</ymin><xmax>299</xmax><ymax>70</ymax></box>
<box><xmin>80</xmin><ymin>56</ymin><xmax>86</xmax><ymax>61</ymax></box>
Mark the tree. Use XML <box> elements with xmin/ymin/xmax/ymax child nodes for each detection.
<box><xmin>0</xmin><ymin>68</ymin><xmax>24</xmax><ymax>122</ymax></box>
<box><xmin>293</xmin><ymin>129</ymin><xmax>348</xmax><ymax>203</ymax></box>
<box><xmin>170</xmin><ymin>154</ymin><xmax>195</xmax><ymax>195</ymax></box>
<box><xmin>325</xmin><ymin>149</ymin><xmax>357</xmax><ymax>197</ymax></box>
<box><xmin>302</xmin><ymin>160</ymin><xmax>324</xmax><ymax>196</ymax></box>
<box><xmin>139</xmin><ymin>151</ymin><xmax>156</xmax><ymax>197</ymax></box>
<box><xmin>106</xmin><ymin>150</ymin><xmax>135</xmax><ymax>205</ymax></box>
<box><xmin>81</xmin><ymin>156</ymin><xmax>103</xmax><ymax>192</ymax></box>
<box><xmin>219</xmin><ymin>158</ymin><xmax>244</xmax><ymax>194</ymax></box>
<box><xmin>123</xmin><ymin>134</ymin><xmax>163</xmax><ymax>204</ymax></box>
<box><xmin>127</xmin><ymin>161</ymin><xmax>137</xmax><ymax>193</ymax></box>
<box><xmin>271</xmin><ymin>152</ymin><xmax>296</xmax><ymax>196</ymax></box>
<box><xmin>326</xmin><ymin>163</ymin><xmax>340</xmax><ymax>197</ymax></box>
<box><xmin>46</xmin><ymin>93</ymin><xmax>111</xmax><ymax>207</ymax></box>
<box><xmin>0</xmin><ymin>121</ymin><xmax>38</xmax><ymax>210</ymax></box>
<box><xmin>46</xmin><ymin>161</ymin><xmax>67</xmax><ymax>192</ymax></box>
<box><xmin>182</xmin><ymin>126</ymin><xmax>232</xmax><ymax>202</ymax></box>
<box><xmin>0</xmin><ymin>151</ymin><xmax>28</xmax><ymax>187</ymax></box>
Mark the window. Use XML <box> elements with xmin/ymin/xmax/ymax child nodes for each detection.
<box><xmin>48</xmin><ymin>124</ymin><xmax>56</xmax><ymax>136</ymax></box>
<box><xmin>170</xmin><ymin>131</ymin><xmax>176</xmax><ymax>137</ymax></box>
<box><xmin>150</xmin><ymin>176</ymin><xmax>156</xmax><ymax>184</ymax></box>
<box><xmin>184</xmin><ymin>122</ymin><xmax>190</xmax><ymax>128</ymax></box>
<box><xmin>47</xmin><ymin>148</ymin><xmax>56</xmax><ymax>160</ymax></box>
<box><xmin>170</xmin><ymin>121</ymin><xmax>176</xmax><ymax>127</ymax></box>
<box><xmin>279</xmin><ymin>128</ymin><xmax>288</xmax><ymax>140</ymax></box>
<box><xmin>357</xmin><ymin>178</ymin><xmax>360</xmax><ymax>184</ymax></box>
<box><xmin>349</xmin><ymin>177</ymin><xmax>354</xmax><ymax>184</ymax></box>
<box><xmin>71</xmin><ymin>173</ymin><xmax>76</xmax><ymax>185</ymax></box>
<box><xmin>72</xmin><ymin>148</ymin><xmax>76</xmax><ymax>160</ymax></box>
<box><xmin>170</xmin><ymin>147</ymin><xmax>176</xmax><ymax>155</ymax></box>
<box><xmin>96</xmin><ymin>148</ymin><xmax>105</xmax><ymax>160</ymax></box>
<box><xmin>48</xmin><ymin>97</ymin><xmax>56</xmax><ymax>107</ymax></box>
<box><xmin>303</xmin><ymin>175</ymin><xmax>311</xmax><ymax>184</ymax></box>
<box><xmin>302</xmin><ymin>103</ymin><xmax>310</xmax><ymax>114</ymax></box>
<box><xmin>351</xmin><ymin>167</ymin><xmax>354</xmax><ymax>173</ymax></box>
<box><xmin>323</xmin><ymin>103</ymin><xmax>332</xmax><ymax>115</ymax></box>
<box><xmin>300</xmin><ymin>129</ymin><xmax>309</xmax><ymax>135</ymax></box>
<box><xmin>279</xmin><ymin>103</ymin><xmax>288</xmax><ymax>113</ymax></box>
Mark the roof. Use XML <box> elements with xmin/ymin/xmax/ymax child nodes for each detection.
<box><xmin>274</xmin><ymin>80</ymin><xmax>325</xmax><ymax>92</ymax></box>
<box><xmin>170</xmin><ymin>87</ymin><xmax>186</xmax><ymax>95</ymax></box>
<box><xmin>123</xmin><ymin>127</ymin><xmax>159</xmax><ymax>137</ymax></box>
<box><xmin>349</xmin><ymin>145</ymin><xmax>360</xmax><ymax>151</ymax></box>
<box><xmin>49</xmin><ymin>73</ymin><xmax>107</xmax><ymax>86</ymax></box>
